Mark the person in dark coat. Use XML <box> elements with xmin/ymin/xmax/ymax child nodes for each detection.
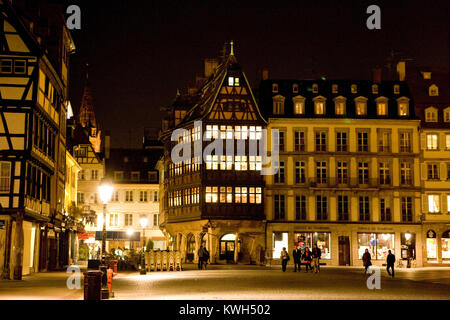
<box><xmin>197</xmin><ymin>245</ymin><xmax>204</xmax><ymax>270</ymax></box>
<box><xmin>312</xmin><ymin>244</ymin><xmax>322</xmax><ymax>273</ymax></box>
<box><xmin>302</xmin><ymin>247</ymin><xmax>312</xmax><ymax>273</ymax></box>
<box><xmin>362</xmin><ymin>248</ymin><xmax>372</xmax><ymax>275</ymax></box>
<box><xmin>202</xmin><ymin>247</ymin><xmax>210</xmax><ymax>269</ymax></box>
<box><xmin>386</xmin><ymin>249</ymin><xmax>395</xmax><ymax>277</ymax></box>
<box><xmin>292</xmin><ymin>245</ymin><xmax>302</xmax><ymax>272</ymax></box>
<box><xmin>280</xmin><ymin>247</ymin><xmax>289</xmax><ymax>272</ymax></box>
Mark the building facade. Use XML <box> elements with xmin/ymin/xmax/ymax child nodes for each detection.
<box><xmin>259</xmin><ymin>78</ymin><xmax>423</xmax><ymax>267</ymax></box>
<box><xmin>409</xmin><ymin>67</ymin><xmax>450</xmax><ymax>265</ymax></box>
<box><xmin>159</xmin><ymin>47</ymin><xmax>267</xmax><ymax>264</ymax></box>
<box><xmin>0</xmin><ymin>0</ymin><xmax>75</xmax><ymax>279</ymax></box>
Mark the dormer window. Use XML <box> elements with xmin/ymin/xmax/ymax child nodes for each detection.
<box><xmin>313</xmin><ymin>96</ymin><xmax>326</xmax><ymax>115</ymax></box>
<box><xmin>273</xmin><ymin>95</ymin><xmax>285</xmax><ymax>115</ymax></box>
<box><xmin>397</xmin><ymin>97</ymin><xmax>409</xmax><ymax>116</ymax></box>
<box><xmin>429</xmin><ymin>84</ymin><xmax>439</xmax><ymax>96</ymax></box>
<box><xmin>293</xmin><ymin>83</ymin><xmax>299</xmax><ymax>93</ymax></box>
<box><xmin>351</xmin><ymin>84</ymin><xmax>357</xmax><ymax>94</ymax></box>
<box><xmin>332</xmin><ymin>84</ymin><xmax>338</xmax><ymax>94</ymax></box>
<box><xmin>333</xmin><ymin>96</ymin><xmax>346</xmax><ymax>116</ymax></box>
<box><xmin>228</xmin><ymin>77</ymin><xmax>239</xmax><ymax>86</ymax></box>
<box><xmin>425</xmin><ymin>107</ymin><xmax>438</xmax><ymax>122</ymax></box>
<box><xmin>422</xmin><ymin>72</ymin><xmax>431</xmax><ymax>79</ymax></box>
<box><xmin>375</xmin><ymin>97</ymin><xmax>388</xmax><ymax>116</ymax></box>
<box><xmin>394</xmin><ymin>85</ymin><xmax>400</xmax><ymax>94</ymax></box>
<box><xmin>272</xmin><ymin>83</ymin><xmax>279</xmax><ymax>93</ymax></box>
<box><xmin>444</xmin><ymin>107</ymin><xmax>450</xmax><ymax>122</ymax></box>
<box><xmin>312</xmin><ymin>83</ymin><xmax>318</xmax><ymax>94</ymax></box>
<box><xmin>354</xmin><ymin>97</ymin><xmax>368</xmax><ymax>116</ymax></box>
<box><xmin>372</xmin><ymin>84</ymin><xmax>378</xmax><ymax>94</ymax></box>
<box><xmin>124</xmin><ymin>157</ymin><xmax>129</xmax><ymax>163</ymax></box>
<box><xmin>292</xmin><ymin>95</ymin><xmax>305</xmax><ymax>115</ymax></box>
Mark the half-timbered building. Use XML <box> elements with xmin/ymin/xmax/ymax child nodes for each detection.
<box><xmin>159</xmin><ymin>44</ymin><xmax>267</xmax><ymax>264</ymax></box>
<box><xmin>0</xmin><ymin>1</ymin><xmax>74</xmax><ymax>279</ymax></box>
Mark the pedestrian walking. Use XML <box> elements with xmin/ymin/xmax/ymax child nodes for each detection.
<box><xmin>197</xmin><ymin>245</ymin><xmax>204</xmax><ymax>270</ymax></box>
<box><xmin>302</xmin><ymin>247</ymin><xmax>312</xmax><ymax>273</ymax></box>
<box><xmin>202</xmin><ymin>247</ymin><xmax>210</xmax><ymax>269</ymax></box>
<box><xmin>292</xmin><ymin>246</ymin><xmax>302</xmax><ymax>272</ymax></box>
<box><xmin>312</xmin><ymin>244</ymin><xmax>321</xmax><ymax>273</ymax></box>
<box><xmin>386</xmin><ymin>249</ymin><xmax>395</xmax><ymax>278</ymax></box>
<box><xmin>280</xmin><ymin>247</ymin><xmax>290</xmax><ymax>272</ymax></box>
<box><xmin>362</xmin><ymin>248</ymin><xmax>372</xmax><ymax>275</ymax></box>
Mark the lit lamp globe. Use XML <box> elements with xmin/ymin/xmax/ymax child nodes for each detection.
<box><xmin>98</xmin><ymin>179</ymin><xmax>114</xmax><ymax>204</ymax></box>
<box><xmin>139</xmin><ymin>216</ymin><xmax>149</xmax><ymax>229</ymax></box>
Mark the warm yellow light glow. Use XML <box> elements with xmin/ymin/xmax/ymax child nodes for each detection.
<box><xmin>98</xmin><ymin>179</ymin><xmax>114</xmax><ymax>204</ymax></box>
<box><xmin>139</xmin><ymin>215</ymin><xmax>149</xmax><ymax>228</ymax></box>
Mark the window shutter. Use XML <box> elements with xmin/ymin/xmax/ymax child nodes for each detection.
<box><xmin>442</xmin><ymin>195</ymin><xmax>448</xmax><ymax>214</ymax></box>
<box><xmin>420</xmin><ymin>133</ymin><xmax>426</xmax><ymax>150</ymax></box>
<box><xmin>422</xmin><ymin>194</ymin><xmax>428</xmax><ymax>213</ymax></box>
<box><xmin>439</xmin><ymin>133</ymin><xmax>446</xmax><ymax>150</ymax></box>
<box><xmin>421</xmin><ymin>163</ymin><xmax>427</xmax><ymax>181</ymax></box>
<box><xmin>440</xmin><ymin>163</ymin><xmax>447</xmax><ymax>180</ymax></box>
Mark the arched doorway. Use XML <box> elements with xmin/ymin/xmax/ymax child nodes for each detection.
<box><xmin>219</xmin><ymin>234</ymin><xmax>240</xmax><ymax>262</ymax></box>
<box><xmin>186</xmin><ymin>234</ymin><xmax>195</xmax><ymax>262</ymax></box>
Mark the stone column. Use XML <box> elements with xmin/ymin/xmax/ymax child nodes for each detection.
<box><xmin>193</xmin><ymin>233</ymin><xmax>201</xmax><ymax>263</ymax></box>
<box><xmin>180</xmin><ymin>234</ymin><xmax>187</xmax><ymax>263</ymax></box>
<box><xmin>12</xmin><ymin>212</ymin><xmax>24</xmax><ymax>280</ymax></box>
<box><xmin>1</xmin><ymin>218</ymin><xmax>12</xmax><ymax>279</ymax></box>
<box><xmin>234</xmin><ymin>233</ymin><xmax>239</xmax><ymax>264</ymax></box>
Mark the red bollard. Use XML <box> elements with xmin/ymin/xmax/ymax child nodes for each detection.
<box><xmin>111</xmin><ymin>260</ymin><xmax>118</xmax><ymax>275</ymax></box>
<box><xmin>107</xmin><ymin>268</ymin><xmax>114</xmax><ymax>298</ymax></box>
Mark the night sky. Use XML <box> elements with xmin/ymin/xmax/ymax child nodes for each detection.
<box><xmin>67</xmin><ymin>0</ymin><xmax>449</xmax><ymax>148</ymax></box>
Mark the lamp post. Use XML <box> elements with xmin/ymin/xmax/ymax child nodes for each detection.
<box><xmin>139</xmin><ymin>215</ymin><xmax>148</xmax><ymax>275</ymax></box>
<box><xmin>98</xmin><ymin>178</ymin><xmax>114</xmax><ymax>298</ymax></box>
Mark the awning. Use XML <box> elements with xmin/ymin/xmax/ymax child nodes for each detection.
<box><xmin>95</xmin><ymin>231</ymin><xmax>140</xmax><ymax>241</ymax></box>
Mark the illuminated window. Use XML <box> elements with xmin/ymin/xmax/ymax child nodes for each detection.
<box><xmin>249</xmin><ymin>126</ymin><xmax>262</xmax><ymax>140</ymax></box>
<box><xmin>372</xmin><ymin>84</ymin><xmax>378</xmax><ymax>94</ymax></box>
<box><xmin>220</xmin><ymin>155</ymin><xmax>233</xmax><ymax>170</ymax></box>
<box><xmin>249</xmin><ymin>156</ymin><xmax>262</xmax><ymax>170</ymax></box>
<box><xmin>234</xmin><ymin>77</ymin><xmax>240</xmax><ymax>86</ymax></box>
<box><xmin>332</xmin><ymin>84</ymin><xmax>338</xmax><ymax>94</ymax></box>
<box><xmin>219</xmin><ymin>187</ymin><xmax>233</xmax><ymax>203</ymax></box>
<box><xmin>315</xmin><ymin>101</ymin><xmax>325</xmax><ymax>115</ymax></box>
<box><xmin>444</xmin><ymin>108</ymin><xmax>450</xmax><ymax>122</ymax></box>
<box><xmin>351</xmin><ymin>84</ymin><xmax>357</xmax><ymax>93</ymax></box>
<box><xmin>312</xmin><ymin>83</ymin><xmax>318</xmax><ymax>93</ymax></box>
<box><xmin>293</xmin><ymin>83</ymin><xmax>299</xmax><ymax>93</ymax></box>
<box><xmin>235</xmin><ymin>187</ymin><xmax>248</xmax><ymax>203</ymax></box>
<box><xmin>205</xmin><ymin>186</ymin><xmax>218</xmax><ymax>203</ymax></box>
<box><xmin>446</xmin><ymin>134</ymin><xmax>450</xmax><ymax>150</ymax></box>
<box><xmin>429</xmin><ymin>84</ymin><xmax>439</xmax><ymax>96</ymax></box>
<box><xmin>425</xmin><ymin>107</ymin><xmax>437</xmax><ymax>122</ymax></box>
<box><xmin>334</xmin><ymin>99</ymin><xmax>346</xmax><ymax>115</ymax></box>
<box><xmin>220</xmin><ymin>125</ymin><xmax>233</xmax><ymax>139</ymax></box>
<box><xmin>398</xmin><ymin>100</ymin><xmax>409</xmax><ymax>116</ymax></box>
<box><xmin>426</xmin><ymin>134</ymin><xmax>438</xmax><ymax>150</ymax></box>
<box><xmin>272</xmin><ymin>83</ymin><xmax>278</xmax><ymax>93</ymax></box>
<box><xmin>228</xmin><ymin>77</ymin><xmax>234</xmax><ymax>86</ymax></box>
<box><xmin>249</xmin><ymin>187</ymin><xmax>262</xmax><ymax>204</ymax></box>
<box><xmin>234</xmin><ymin>125</ymin><xmax>248</xmax><ymax>140</ymax></box>
<box><xmin>234</xmin><ymin>156</ymin><xmax>247</xmax><ymax>171</ymax></box>
<box><xmin>376</xmin><ymin>97</ymin><xmax>388</xmax><ymax>116</ymax></box>
<box><xmin>356</xmin><ymin>101</ymin><xmax>367</xmax><ymax>116</ymax></box>
<box><xmin>428</xmin><ymin>195</ymin><xmax>440</xmax><ymax>213</ymax></box>
<box><xmin>273</xmin><ymin>96</ymin><xmax>285</xmax><ymax>115</ymax></box>
<box><xmin>292</xmin><ymin>95</ymin><xmax>305</xmax><ymax>115</ymax></box>
<box><xmin>205</xmin><ymin>125</ymin><xmax>219</xmax><ymax>139</ymax></box>
<box><xmin>393</xmin><ymin>85</ymin><xmax>400</xmax><ymax>94</ymax></box>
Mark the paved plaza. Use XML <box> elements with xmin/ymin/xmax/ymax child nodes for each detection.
<box><xmin>1</xmin><ymin>264</ymin><xmax>450</xmax><ymax>300</ymax></box>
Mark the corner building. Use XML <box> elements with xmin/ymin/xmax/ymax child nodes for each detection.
<box><xmin>259</xmin><ymin>78</ymin><xmax>423</xmax><ymax>267</ymax></box>
<box><xmin>159</xmin><ymin>48</ymin><xmax>267</xmax><ymax>264</ymax></box>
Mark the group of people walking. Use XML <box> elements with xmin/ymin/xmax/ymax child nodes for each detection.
<box><xmin>280</xmin><ymin>245</ymin><xmax>322</xmax><ymax>273</ymax></box>
<box><xmin>197</xmin><ymin>245</ymin><xmax>210</xmax><ymax>270</ymax></box>
<box><xmin>362</xmin><ymin>248</ymin><xmax>396</xmax><ymax>277</ymax></box>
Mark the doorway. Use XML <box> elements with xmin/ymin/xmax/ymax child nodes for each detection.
<box><xmin>338</xmin><ymin>236</ymin><xmax>350</xmax><ymax>266</ymax></box>
<box><xmin>219</xmin><ymin>234</ymin><xmax>240</xmax><ymax>262</ymax></box>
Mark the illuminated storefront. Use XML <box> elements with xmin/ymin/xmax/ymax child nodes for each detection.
<box><xmin>294</xmin><ymin>232</ymin><xmax>331</xmax><ymax>259</ymax></box>
<box><xmin>442</xmin><ymin>230</ymin><xmax>450</xmax><ymax>261</ymax></box>
<box><xmin>426</xmin><ymin>230</ymin><xmax>437</xmax><ymax>261</ymax></box>
<box><xmin>357</xmin><ymin>233</ymin><xmax>394</xmax><ymax>260</ymax></box>
<box><xmin>273</xmin><ymin>232</ymin><xmax>288</xmax><ymax>259</ymax></box>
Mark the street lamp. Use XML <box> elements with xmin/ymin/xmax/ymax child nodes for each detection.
<box><xmin>98</xmin><ymin>178</ymin><xmax>113</xmax><ymax>298</ymax></box>
<box><xmin>139</xmin><ymin>215</ymin><xmax>148</xmax><ymax>275</ymax></box>
<box><xmin>98</xmin><ymin>178</ymin><xmax>114</xmax><ymax>261</ymax></box>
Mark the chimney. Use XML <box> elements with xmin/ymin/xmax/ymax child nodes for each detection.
<box><xmin>204</xmin><ymin>58</ymin><xmax>219</xmax><ymax>78</ymax></box>
<box><xmin>262</xmin><ymin>68</ymin><xmax>269</xmax><ymax>80</ymax></box>
<box><xmin>396</xmin><ymin>61</ymin><xmax>406</xmax><ymax>81</ymax></box>
<box><xmin>372</xmin><ymin>66</ymin><xmax>382</xmax><ymax>83</ymax></box>
<box><xmin>105</xmin><ymin>132</ymin><xmax>110</xmax><ymax>159</ymax></box>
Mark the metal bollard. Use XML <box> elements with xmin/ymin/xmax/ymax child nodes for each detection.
<box><xmin>84</xmin><ymin>270</ymin><xmax>103</xmax><ymax>300</ymax></box>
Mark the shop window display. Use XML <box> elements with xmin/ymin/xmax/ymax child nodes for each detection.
<box><xmin>442</xmin><ymin>230</ymin><xmax>450</xmax><ymax>260</ymax></box>
<box><xmin>426</xmin><ymin>230</ymin><xmax>437</xmax><ymax>260</ymax></box>
<box><xmin>273</xmin><ymin>232</ymin><xmax>288</xmax><ymax>259</ymax></box>
<box><xmin>294</xmin><ymin>232</ymin><xmax>331</xmax><ymax>259</ymax></box>
<box><xmin>358</xmin><ymin>233</ymin><xmax>394</xmax><ymax>260</ymax></box>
